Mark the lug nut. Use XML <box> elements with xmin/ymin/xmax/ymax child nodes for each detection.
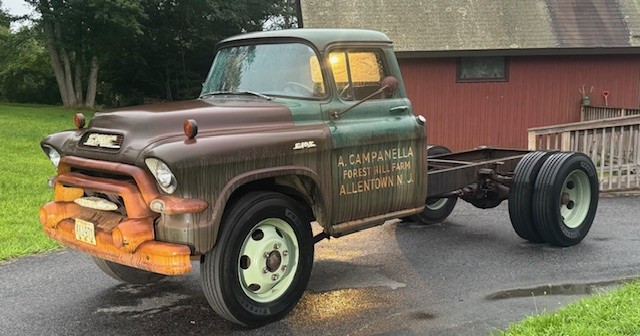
<box><xmin>273</xmin><ymin>243</ymin><xmax>281</xmax><ymax>250</ymax></box>
<box><xmin>272</xmin><ymin>274</ymin><xmax>279</xmax><ymax>281</ymax></box>
<box><xmin>283</xmin><ymin>250</ymin><xmax>289</xmax><ymax>256</ymax></box>
<box><xmin>264</xmin><ymin>252</ymin><xmax>270</xmax><ymax>258</ymax></box>
<box><xmin>262</xmin><ymin>267</ymin><xmax>268</xmax><ymax>273</ymax></box>
<box><xmin>282</xmin><ymin>265</ymin><xmax>287</xmax><ymax>272</ymax></box>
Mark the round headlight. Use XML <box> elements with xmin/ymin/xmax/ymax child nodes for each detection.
<box><xmin>156</xmin><ymin>161</ymin><xmax>173</xmax><ymax>188</ymax></box>
<box><xmin>145</xmin><ymin>158</ymin><xmax>177</xmax><ymax>194</ymax></box>
<box><xmin>44</xmin><ymin>147</ymin><xmax>61</xmax><ymax>167</ymax></box>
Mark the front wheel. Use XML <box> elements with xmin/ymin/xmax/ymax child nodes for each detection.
<box><xmin>200</xmin><ymin>192</ymin><xmax>313</xmax><ymax>327</ymax></box>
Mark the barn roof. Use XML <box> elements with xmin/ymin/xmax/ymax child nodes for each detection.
<box><xmin>299</xmin><ymin>0</ymin><xmax>640</xmax><ymax>56</ymax></box>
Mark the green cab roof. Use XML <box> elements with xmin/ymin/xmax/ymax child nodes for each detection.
<box><xmin>219</xmin><ymin>28</ymin><xmax>392</xmax><ymax>51</ymax></box>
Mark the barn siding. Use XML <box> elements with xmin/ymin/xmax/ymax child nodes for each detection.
<box><xmin>399</xmin><ymin>55</ymin><xmax>640</xmax><ymax>150</ymax></box>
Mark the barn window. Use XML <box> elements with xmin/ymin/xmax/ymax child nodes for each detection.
<box><xmin>457</xmin><ymin>57</ymin><xmax>508</xmax><ymax>82</ymax></box>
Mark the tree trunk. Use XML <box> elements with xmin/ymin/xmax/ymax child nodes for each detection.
<box><xmin>43</xmin><ymin>21</ymin><xmax>69</xmax><ymax>106</ymax></box>
<box><xmin>85</xmin><ymin>56</ymin><xmax>99</xmax><ymax>109</ymax></box>
<box><xmin>74</xmin><ymin>60</ymin><xmax>84</xmax><ymax>103</ymax></box>
<box><xmin>165</xmin><ymin>68</ymin><xmax>173</xmax><ymax>101</ymax></box>
<box><xmin>60</xmin><ymin>49</ymin><xmax>76</xmax><ymax>107</ymax></box>
<box><xmin>54</xmin><ymin>22</ymin><xmax>76</xmax><ymax>107</ymax></box>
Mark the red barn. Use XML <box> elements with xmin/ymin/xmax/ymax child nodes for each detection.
<box><xmin>300</xmin><ymin>0</ymin><xmax>640</xmax><ymax>150</ymax></box>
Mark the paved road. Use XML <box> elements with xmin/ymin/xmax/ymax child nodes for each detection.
<box><xmin>2</xmin><ymin>196</ymin><xmax>639</xmax><ymax>335</ymax></box>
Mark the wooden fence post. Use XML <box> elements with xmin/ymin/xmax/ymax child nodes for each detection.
<box><xmin>527</xmin><ymin>132</ymin><xmax>537</xmax><ymax>150</ymax></box>
<box><xmin>561</xmin><ymin>131</ymin><xmax>571</xmax><ymax>151</ymax></box>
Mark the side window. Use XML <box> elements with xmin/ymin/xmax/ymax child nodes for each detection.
<box><xmin>329</xmin><ymin>50</ymin><xmax>387</xmax><ymax>101</ymax></box>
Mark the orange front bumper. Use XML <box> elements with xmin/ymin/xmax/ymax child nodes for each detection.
<box><xmin>39</xmin><ymin>156</ymin><xmax>208</xmax><ymax>276</ymax></box>
<box><xmin>41</xmin><ymin>210</ymin><xmax>192</xmax><ymax>275</ymax></box>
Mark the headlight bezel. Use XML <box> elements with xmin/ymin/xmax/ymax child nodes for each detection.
<box><xmin>145</xmin><ymin>158</ymin><xmax>178</xmax><ymax>194</ymax></box>
<box><xmin>43</xmin><ymin>145</ymin><xmax>61</xmax><ymax>168</ymax></box>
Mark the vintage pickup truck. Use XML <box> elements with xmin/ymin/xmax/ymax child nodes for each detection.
<box><xmin>39</xmin><ymin>29</ymin><xmax>599</xmax><ymax>327</ymax></box>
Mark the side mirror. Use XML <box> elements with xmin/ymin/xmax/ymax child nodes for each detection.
<box><xmin>381</xmin><ymin>76</ymin><xmax>398</xmax><ymax>96</ymax></box>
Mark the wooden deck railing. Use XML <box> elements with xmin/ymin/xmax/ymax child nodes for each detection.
<box><xmin>528</xmin><ymin>115</ymin><xmax>640</xmax><ymax>191</ymax></box>
<box><xmin>581</xmin><ymin>106</ymin><xmax>640</xmax><ymax>121</ymax></box>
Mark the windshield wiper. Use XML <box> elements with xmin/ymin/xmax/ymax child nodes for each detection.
<box><xmin>199</xmin><ymin>90</ymin><xmax>272</xmax><ymax>100</ymax></box>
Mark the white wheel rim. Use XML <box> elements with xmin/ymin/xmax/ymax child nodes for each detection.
<box><xmin>425</xmin><ymin>198</ymin><xmax>448</xmax><ymax>211</ymax></box>
<box><xmin>238</xmin><ymin>218</ymin><xmax>299</xmax><ymax>303</ymax></box>
<box><xmin>560</xmin><ymin>169</ymin><xmax>591</xmax><ymax>229</ymax></box>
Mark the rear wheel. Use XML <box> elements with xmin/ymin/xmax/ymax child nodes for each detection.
<box><xmin>409</xmin><ymin>145</ymin><xmax>458</xmax><ymax>225</ymax></box>
<box><xmin>532</xmin><ymin>152</ymin><xmax>599</xmax><ymax>247</ymax></box>
<box><xmin>508</xmin><ymin>151</ymin><xmax>553</xmax><ymax>243</ymax></box>
<box><xmin>410</xmin><ymin>197</ymin><xmax>458</xmax><ymax>225</ymax></box>
<box><xmin>200</xmin><ymin>192</ymin><xmax>313</xmax><ymax>327</ymax></box>
<box><xmin>92</xmin><ymin>257</ymin><xmax>165</xmax><ymax>284</ymax></box>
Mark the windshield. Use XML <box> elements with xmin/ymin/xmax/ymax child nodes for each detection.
<box><xmin>201</xmin><ymin>43</ymin><xmax>326</xmax><ymax>99</ymax></box>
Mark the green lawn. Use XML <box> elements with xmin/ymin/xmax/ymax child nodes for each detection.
<box><xmin>0</xmin><ymin>103</ymin><xmax>92</xmax><ymax>260</ymax></box>
<box><xmin>500</xmin><ymin>281</ymin><xmax>640</xmax><ymax>335</ymax></box>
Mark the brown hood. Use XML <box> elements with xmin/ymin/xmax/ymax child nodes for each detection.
<box><xmin>53</xmin><ymin>98</ymin><xmax>294</xmax><ymax>165</ymax></box>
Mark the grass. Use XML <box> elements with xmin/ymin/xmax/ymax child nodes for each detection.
<box><xmin>0</xmin><ymin>103</ymin><xmax>93</xmax><ymax>261</ymax></box>
<box><xmin>500</xmin><ymin>281</ymin><xmax>640</xmax><ymax>335</ymax></box>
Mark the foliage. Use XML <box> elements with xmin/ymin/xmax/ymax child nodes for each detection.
<box><xmin>101</xmin><ymin>0</ymin><xmax>296</xmax><ymax>105</ymax></box>
<box><xmin>0</xmin><ymin>1</ymin><xmax>10</xmax><ymax>28</ymax></box>
<box><xmin>0</xmin><ymin>26</ymin><xmax>59</xmax><ymax>104</ymax></box>
<box><xmin>499</xmin><ymin>281</ymin><xmax>640</xmax><ymax>335</ymax></box>
<box><xmin>24</xmin><ymin>0</ymin><xmax>146</xmax><ymax>108</ymax></box>
<box><xmin>0</xmin><ymin>103</ymin><xmax>93</xmax><ymax>261</ymax></box>
<box><xmin>265</xmin><ymin>0</ymin><xmax>299</xmax><ymax>29</ymax></box>
<box><xmin>0</xmin><ymin>2</ymin><xmax>59</xmax><ymax>104</ymax></box>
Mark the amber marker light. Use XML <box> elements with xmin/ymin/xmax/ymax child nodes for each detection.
<box><xmin>74</xmin><ymin>113</ymin><xmax>86</xmax><ymax>129</ymax></box>
<box><xmin>184</xmin><ymin>119</ymin><xmax>198</xmax><ymax>139</ymax></box>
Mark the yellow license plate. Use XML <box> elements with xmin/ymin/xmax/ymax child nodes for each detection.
<box><xmin>75</xmin><ymin>218</ymin><xmax>96</xmax><ymax>245</ymax></box>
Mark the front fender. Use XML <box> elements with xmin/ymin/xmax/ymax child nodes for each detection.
<box><xmin>144</xmin><ymin>124</ymin><xmax>332</xmax><ymax>253</ymax></box>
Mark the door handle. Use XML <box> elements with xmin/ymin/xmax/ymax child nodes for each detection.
<box><xmin>390</xmin><ymin>105</ymin><xmax>409</xmax><ymax>113</ymax></box>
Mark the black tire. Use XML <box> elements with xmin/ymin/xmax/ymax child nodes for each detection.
<box><xmin>532</xmin><ymin>152</ymin><xmax>599</xmax><ymax>247</ymax></box>
<box><xmin>427</xmin><ymin>145</ymin><xmax>451</xmax><ymax>157</ymax></box>
<box><xmin>410</xmin><ymin>197</ymin><xmax>458</xmax><ymax>225</ymax></box>
<box><xmin>508</xmin><ymin>151</ymin><xmax>553</xmax><ymax>243</ymax></box>
<box><xmin>407</xmin><ymin>145</ymin><xmax>458</xmax><ymax>225</ymax></box>
<box><xmin>92</xmin><ymin>257</ymin><xmax>165</xmax><ymax>284</ymax></box>
<box><xmin>200</xmin><ymin>192</ymin><xmax>313</xmax><ymax>327</ymax></box>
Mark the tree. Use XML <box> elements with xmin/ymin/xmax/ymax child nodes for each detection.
<box><xmin>0</xmin><ymin>3</ymin><xmax>58</xmax><ymax>104</ymax></box>
<box><xmin>26</xmin><ymin>0</ymin><xmax>145</xmax><ymax>108</ymax></box>
<box><xmin>0</xmin><ymin>26</ymin><xmax>59</xmax><ymax>104</ymax></box>
<box><xmin>265</xmin><ymin>0</ymin><xmax>299</xmax><ymax>30</ymax></box>
<box><xmin>0</xmin><ymin>1</ymin><xmax>10</xmax><ymax>28</ymax></box>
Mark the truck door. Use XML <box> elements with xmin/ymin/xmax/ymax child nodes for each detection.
<box><xmin>322</xmin><ymin>47</ymin><xmax>427</xmax><ymax>224</ymax></box>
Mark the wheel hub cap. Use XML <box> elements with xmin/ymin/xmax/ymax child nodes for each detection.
<box><xmin>237</xmin><ymin>218</ymin><xmax>299</xmax><ymax>303</ymax></box>
<box><xmin>560</xmin><ymin>169</ymin><xmax>591</xmax><ymax>229</ymax></box>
